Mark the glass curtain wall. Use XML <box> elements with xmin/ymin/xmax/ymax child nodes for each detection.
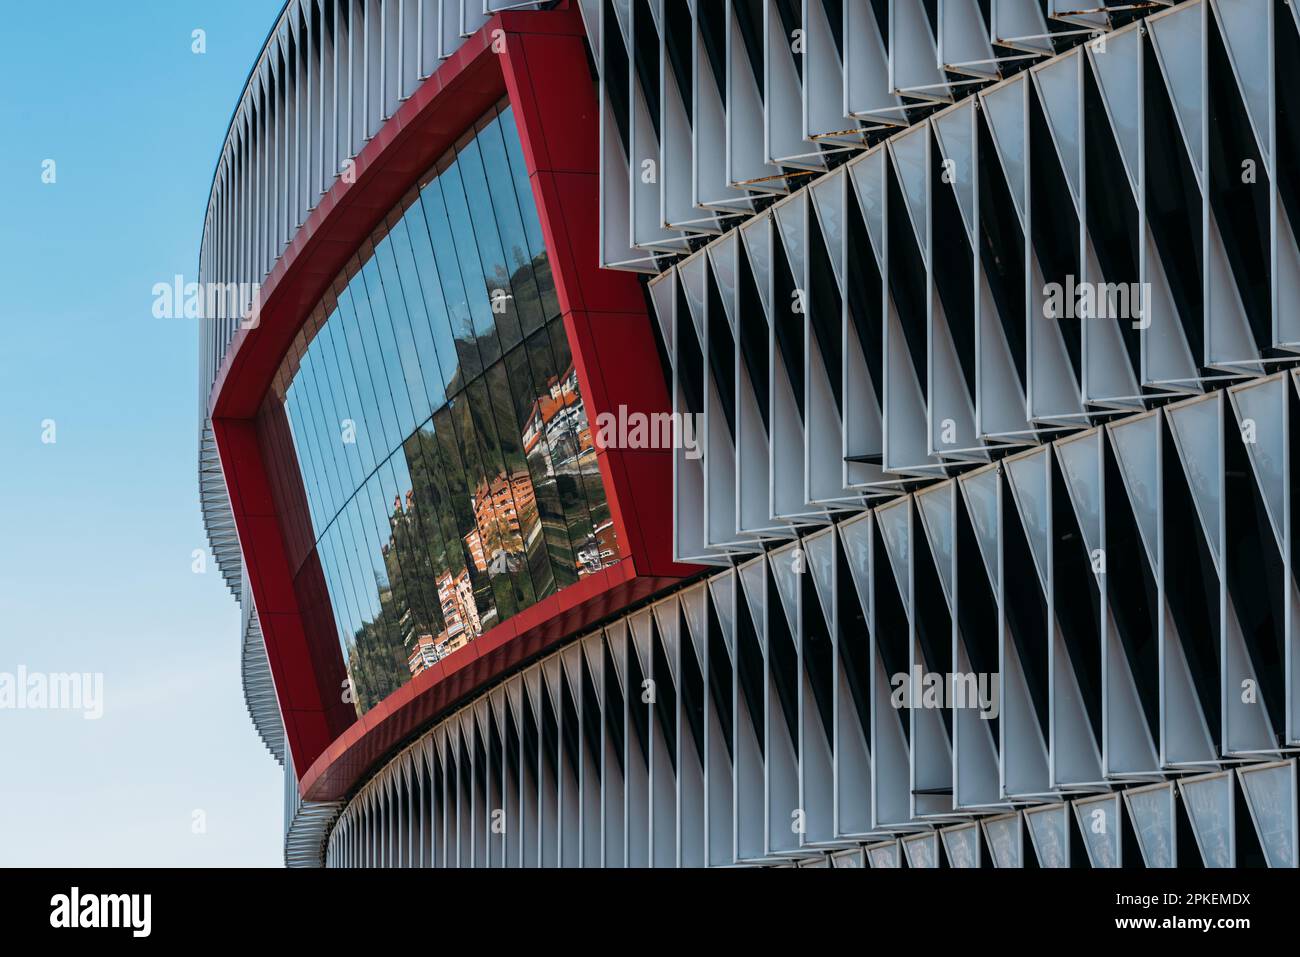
<box><xmin>261</xmin><ymin>101</ymin><xmax>621</xmax><ymax>715</ymax></box>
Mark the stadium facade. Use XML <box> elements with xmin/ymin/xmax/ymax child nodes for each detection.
<box><xmin>200</xmin><ymin>0</ymin><xmax>1300</xmax><ymax>868</ymax></box>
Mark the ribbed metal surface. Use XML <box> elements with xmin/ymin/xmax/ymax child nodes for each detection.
<box><xmin>596</xmin><ymin>1</ymin><xmax>1300</xmax><ymax>559</ymax></box>
<box><xmin>241</xmin><ymin>564</ymin><xmax>287</xmax><ymax>766</ymax></box>
<box><xmin>645</xmin><ymin>1</ymin><xmax>1300</xmax><ymax>565</ymax></box>
<box><xmin>199</xmin><ymin>423</ymin><xmax>242</xmax><ymax>600</ymax></box>
<box><xmin>200</xmin><ymin>0</ymin><xmax>1300</xmax><ymax>866</ymax></box>
<box><xmin>320</xmin><ymin>571</ymin><xmax>1299</xmax><ymax>866</ymax></box>
<box><xmin>198</xmin><ymin>0</ymin><xmax>548</xmax><ymax>299</ymax></box>
<box><xmin>582</xmin><ymin>0</ymin><xmax>1204</xmax><ymax>272</ymax></box>
<box><xmin>646</xmin><ymin>2</ymin><xmax>1300</xmax><ymax>772</ymax></box>
<box><xmin>284</xmin><ymin>750</ymin><xmax>344</xmax><ymax>867</ymax></box>
<box><xmin>319</xmin><ymin>0</ymin><xmax>1300</xmax><ymax>867</ymax></box>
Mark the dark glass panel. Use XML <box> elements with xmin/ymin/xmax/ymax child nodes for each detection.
<box><xmin>315</xmin><ymin>317</ymin><xmax>367</xmax><ymax>493</ymax></box>
<box><xmin>319</xmin><ymin>522</ymin><xmax>366</xmax><ymax>712</ymax></box>
<box><xmin>388</xmin><ymin>439</ymin><xmax>452</xmax><ymax>654</ymax></box>
<box><xmin>548</xmin><ymin>320</ymin><xmax>622</xmax><ymax>573</ymax></box>
<box><xmin>434</xmin><ymin>405</ymin><xmax>502</xmax><ymax>636</ymax></box>
<box><xmin>359</xmin><ymin>468</ymin><xmax>419</xmax><ymax>692</ymax></box>
<box><xmin>484</xmin><ymin>362</ymin><xmax>556</xmax><ymax>602</ymax></box>
<box><xmin>399</xmin><ymin>200</ymin><xmax>461</xmax><ymax>400</ymax></box>
<box><xmin>377</xmin><ymin>457</ymin><xmax>440</xmax><ymax>672</ymax></box>
<box><xmin>343</xmin><ymin>267</ymin><xmax>405</xmax><ymax>462</ymax></box>
<box><xmin>522</xmin><ymin>326</ymin><xmax>601</xmax><ymax>580</ymax></box>
<box><xmin>298</xmin><ymin>335</ymin><xmax>348</xmax><ymax>519</ymax></box>
<box><xmin>284</xmin><ymin>336</ymin><xmax>330</xmax><ymax>532</ymax></box>
<box><xmin>386</xmin><ymin>207</ymin><xmax>449</xmax><ymax>409</ymax></box>
<box><xmin>497</xmin><ymin>104</ymin><xmax>561</xmax><ymax>320</ymax></box>
<box><xmin>417</xmin><ymin>177</ymin><xmax>483</xmax><ymax>389</ymax></box>
<box><xmin>329</xmin><ymin>520</ymin><xmax>369</xmax><ymax>671</ymax></box>
<box><xmin>438</xmin><ymin>159</ymin><xmax>502</xmax><ymax>369</ymax></box>
<box><xmin>456</xmin><ymin>133</ymin><xmax>526</xmax><ymax>352</ymax></box>
<box><xmin>373</xmin><ymin>229</ymin><xmax>435</xmax><ymax>426</ymax></box>
<box><xmin>331</xmin><ymin>281</ymin><xmax>383</xmax><ymax>475</ymax></box>
<box><xmin>406</xmin><ymin>421</ymin><xmax>491</xmax><ymax>655</ymax></box>
<box><xmin>337</xmin><ymin>499</ymin><xmax>405</xmax><ymax>711</ymax></box>
<box><xmin>503</xmin><ymin>342</ymin><xmax>579</xmax><ymax>591</ymax></box>
<box><xmin>450</xmin><ymin>391</ymin><xmax>521</xmax><ymax>620</ymax></box>
<box><xmin>357</xmin><ymin>248</ymin><xmax>418</xmax><ymax>445</ymax></box>
<box><xmin>317</xmin><ymin>523</ymin><xmax>364</xmax><ymax>711</ymax></box>
<box><xmin>467</xmin><ymin>375</ymin><xmax>539</xmax><ymax>608</ymax></box>
<box><xmin>267</xmin><ymin>103</ymin><xmax>624</xmax><ymax>716</ymax></box>
<box><xmin>475</xmin><ymin>114</ymin><xmax>548</xmax><ymax>337</ymax></box>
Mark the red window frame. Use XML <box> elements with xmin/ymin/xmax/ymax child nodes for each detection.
<box><xmin>210</xmin><ymin>4</ymin><xmax>698</xmax><ymax>801</ymax></box>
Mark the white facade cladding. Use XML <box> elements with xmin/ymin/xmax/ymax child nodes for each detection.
<box><xmin>196</xmin><ymin>0</ymin><xmax>548</xmax><ymax>865</ymax></box>
<box><xmin>285</xmin><ymin>748</ymin><xmax>344</xmax><ymax>868</ymax></box>
<box><xmin>319</xmin><ymin>0</ymin><xmax>1300</xmax><ymax>868</ymax></box>
<box><xmin>322</xmin><ymin>566</ymin><xmax>1298</xmax><ymax>867</ymax></box>
<box><xmin>240</xmin><ymin>564</ymin><xmax>286</xmax><ymax>766</ymax></box>
<box><xmin>205</xmin><ymin>0</ymin><xmax>1300</xmax><ymax>867</ymax></box>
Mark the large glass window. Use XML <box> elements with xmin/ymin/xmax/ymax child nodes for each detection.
<box><xmin>265</xmin><ymin>102</ymin><xmax>622</xmax><ymax>716</ymax></box>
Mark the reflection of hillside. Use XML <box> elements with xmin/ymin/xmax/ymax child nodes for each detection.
<box><xmin>522</xmin><ymin>364</ymin><xmax>582</xmax><ymax>456</ymax></box>
<box><xmin>334</xmin><ymin>253</ymin><xmax>622</xmax><ymax>709</ymax></box>
<box><xmin>341</xmin><ymin>341</ymin><xmax>620</xmax><ymax>711</ymax></box>
<box><xmin>441</xmin><ymin>252</ymin><xmax>557</xmax><ymax>397</ymax></box>
<box><xmin>462</xmin><ymin>469</ymin><xmax>537</xmax><ymax>572</ymax></box>
<box><xmin>406</xmin><ymin>565</ymin><xmax>481</xmax><ymax>677</ymax></box>
<box><xmin>262</xmin><ymin>106</ymin><xmax>627</xmax><ymax>717</ymax></box>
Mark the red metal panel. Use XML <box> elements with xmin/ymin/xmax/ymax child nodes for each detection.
<box><xmin>211</xmin><ymin>5</ymin><xmax>701</xmax><ymax>800</ymax></box>
<box><xmin>299</xmin><ymin>571</ymin><xmax>685</xmax><ymax>801</ymax></box>
<box><xmin>214</xmin><ymin>417</ymin><xmax>350</xmax><ymax>772</ymax></box>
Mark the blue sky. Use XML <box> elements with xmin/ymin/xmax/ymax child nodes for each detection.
<box><xmin>0</xmin><ymin>2</ymin><xmax>289</xmax><ymax>866</ymax></box>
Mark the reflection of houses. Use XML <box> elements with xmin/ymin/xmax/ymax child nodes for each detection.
<box><xmin>463</xmin><ymin>470</ymin><xmax>535</xmax><ymax>569</ymax></box>
<box><xmin>593</xmin><ymin>519</ymin><xmax>619</xmax><ymax>566</ymax></box>
<box><xmin>577</xmin><ymin>519</ymin><xmax>621</xmax><ymax>576</ymax></box>
<box><xmin>463</xmin><ymin>527</ymin><xmax>486</xmax><ymax>572</ymax></box>
<box><xmin>407</xmin><ymin>568</ymin><xmax>482</xmax><ymax>678</ymax></box>
<box><xmin>392</xmin><ymin>363</ymin><xmax>615</xmax><ymax>680</ymax></box>
<box><xmin>479</xmin><ymin>471</ymin><xmax>535</xmax><ymax>538</ymax></box>
<box><xmin>407</xmin><ymin>635</ymin><xmax>440</xmax><ymax>676</ymax></box>
<box><xmin>437</xmin><ymin>568</ymin><xmax>480</xmax><ymax>643</ymax></box>
<box><xmin>522</xmin><ymin>364</ymin><xmax>589</xmax><ymax>464</ymax></box>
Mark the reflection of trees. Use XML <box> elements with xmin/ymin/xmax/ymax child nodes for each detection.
<box><xmin>486</xmin><ymin>249</ymin><xmax>546</xmax><ymax>334</ymax></box>
<box><xmin>343</xmin><ymin>579</ymin><xmax>408</xmax><ymax>714</ymax></box>
<box><xmin>345</xmin><ymin>446</ymin><xmax>491</xmax><ymax>708</ymax></box>
<box><xmin>443</xmin><ymin>250</ymin><xmax>556</xmax><ymax>398</ymax></box>
<box><xmin>340</xmin><ymin>248</ymin><xmax>622</xmax><ymax>710</ymax></box>
<box><xmin>406</xmin><ymin>430</ymin><xmax>466</xmax><ymax>577</ymax></box>
<box><xmin>387</xmin><ymin>491</ymin><xmax>446</xmax><ymax>642</ymax></box>
<box><xmin>337</xmin><ymin>500</ymin><xmax>433</xmax><ymax>712</ymax></box>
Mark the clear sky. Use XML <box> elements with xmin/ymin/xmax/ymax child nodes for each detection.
<box><xmin>0</xmin><ymin>2</ymin><xmax>289</xmax><ymax>866</ymax></box>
